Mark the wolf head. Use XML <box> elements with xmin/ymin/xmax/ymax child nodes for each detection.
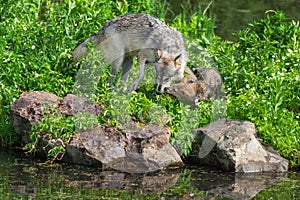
<box><xmin>154</xmin><ymin>49</ymin><xmax>185</xmax><ymax>93</ymax></box>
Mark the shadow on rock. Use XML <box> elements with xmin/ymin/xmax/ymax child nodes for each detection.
<box><xmin>188</xmin><ymin>118</ymin><xmax>289</xmax><ymax>173</ymax></box>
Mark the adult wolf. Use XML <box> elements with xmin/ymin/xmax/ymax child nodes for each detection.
<box><xmin>73</xmin><ymin>13</ymin><xmax>187</xmax><ymax>93</ymax></box>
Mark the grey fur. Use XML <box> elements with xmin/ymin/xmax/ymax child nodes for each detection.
<box><xmin>73</xmin><ymin>13</ymin><xmax>188</xmax><ymax>93</ymax></box>
<box><xmin>194</xmin><ymin>67</ymin><xmax>222</xmax><ymax>99</ymax></box>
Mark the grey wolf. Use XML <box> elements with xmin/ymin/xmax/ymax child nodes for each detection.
<box><xmin>73</xmin><ymin>13</ymin><xmax>187</xmax><ymax>93</ymax></box>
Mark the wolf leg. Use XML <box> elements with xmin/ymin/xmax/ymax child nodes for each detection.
<box><xmin>121</xmin><ymin>57</ymin><xmax>134</xmax><ymax>83</ymax></box>
<box><xmin>129</xmin><ymin>53</ymin><xmax>146</xmax><ymax>91</ymax></box>
<box><xmin>109</xmin><ymin>55</ymin><xmax>124</xmax><ymax>88</ymax></box>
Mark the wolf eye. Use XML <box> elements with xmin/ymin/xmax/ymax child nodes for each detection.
<box><xmin>163</xmin><ymin>77</ymin><xmax>171</xmax><ymax>82</ymax></box>
<box><xmin>174</xmin><ymin>54</ymin><xmax>182</xmax><ymax>65</ymax></box>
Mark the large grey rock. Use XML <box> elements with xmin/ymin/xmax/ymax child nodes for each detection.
<box><xmin>10</xmin><ymin>91</ymin><xmax>103</xmax><ymax>145</ymax></box>
<box><xmin>188</xmin><ymin>118</ymin><xmax>289</xmax><ymax>173</ymax></box>
<box><xmin>80</xmin><ymin>123</ymin><xmax>183</xmax><ymax>173</ymax></box>
<box><xmin>10</xmin><ymin>91</ymin><xmax>183</xmax><ymax>173</ymax></box>
<box><xmin>10</xmin><ymin>91</ymin><xmax>60</xmax><ymax>144</ymax></box>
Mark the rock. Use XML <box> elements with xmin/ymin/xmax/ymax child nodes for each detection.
<box><xmin>166</xmin><ymin>67</ymin><xmax>222</xmax><ymax>108</ymax></box>
<box><xmin>58</xmin><ymin>94</ymin><xmax>103</xmax><ymax>117</ymax></box>
<box><xmin>32</xmin><ymin>133</ymin><xmax>101</xmax><ymax>166</ymax></box>
<box><xmin>10</xmin><ymin>91</ymin><xmax>59</xmax><ymax>144</ymax></box>
<box><xmin>10</xmin><ymin>91</ymin><xmax>103</xmax><ymax>145</ymax></box>
<box><xmin>11</xmin><ymin>92</ymin><xmax>288</xmax><ymax>174</ymax></box>
<box><xmin>188</xmin><ymin>118</ymin><xmax>289</xmax><ymax>173</ymax></box>
<box><xmin>10</xmin><ymin>91</ymin><xmax>183</xmax><ymax>172</ymax></box>
<box><xmin>79</xmin><ymin>123</ymin><xmax>183</xmax><ymax>173</ymax></box>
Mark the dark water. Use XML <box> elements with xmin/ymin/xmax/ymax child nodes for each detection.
<box><xmin>171</xmin><ymin>0</ymin><xmax>300</xmax><ymax>41</ymax></box>
<box><xmin>1</xmin><ymin>150</ymin><xmax>299</xmax><ymax>199</ymax></box>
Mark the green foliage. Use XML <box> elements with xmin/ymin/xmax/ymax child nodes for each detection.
<box><xmin>171</xmin><ymin>102</ymin><xmax>212</xmax><ymax>156</ymax></box>
<box><xmin>27</xmin><ymin>107</ymin><xmax>75</xmax><ymax>160</ymax></box>
<box><xmin>170</xmin><ymin>1</ymin><xmax>219</xmax><ymax>47</ymax></box>
<box><xmin>47</xmin><ymin>145</ymin><xmax>66</xmax><ymax>159</ymax></box>
<box><xmin>74</xmin><ymin>112</ymin><xmax>99</xmax><ymax>131</ymax></box>
<box><xmin>0</xmin><ymin>86</ymin><xmax>18</xmax><ymax>147</ymax></box>
<box><xmin>0</xmin><ymin>0</ymin><xmax>182</xmax><ymax>147</ymax></box>
<box><xmin>213</xmin><ymin>11</ymin><xmax>300</xmax><ymax>167</ymax></box>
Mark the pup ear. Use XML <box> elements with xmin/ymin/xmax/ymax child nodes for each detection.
<box><xmin>174</xmin><ymin>54</ymin><xmax>182</xmax><ymax>65</ymax></box>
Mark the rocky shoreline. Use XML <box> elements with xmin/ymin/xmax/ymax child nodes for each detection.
<box><xmin>10</xmin><ymin>90</ymin><xmax>288</xmax><ymax>173</ymax></box>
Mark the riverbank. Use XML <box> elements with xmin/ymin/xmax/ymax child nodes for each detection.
<box><xmin>0</xmin><ymin>0</ymin><xmax>299</xmax><ymax>168</ymax></box>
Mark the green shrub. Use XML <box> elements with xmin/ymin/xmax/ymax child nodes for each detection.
<box><xmin>1</xmin><ymin>0</ymin><xmax>217</xmax><ymax>159</ymax></box>
<box><xmin>213</xmin><ymin>11</ymin><xmax>300</xmax><ymax>167</ymax></box>
<box><xmin>27</xmin><ymin>106</ymin><xmax>75</xmax><ymax>160</ymax></box>
<box><xmin>0</xmin><ymin>0</ymin><xmax>173</xmax><ymax>147</ymax></box>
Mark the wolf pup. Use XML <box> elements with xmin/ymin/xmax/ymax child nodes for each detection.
<box><xmin>73</xmin><ymin>13</ymin><xmax>187</xmax><ymax>93</ymax></box>
<box><xmin>166</xmin><ymin>67</ymin><xmax>222</xmax><ymax>108</ymax></box>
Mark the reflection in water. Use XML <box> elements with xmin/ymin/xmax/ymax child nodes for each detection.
<box><xmin>170</xmin><ymin>0</ymin><xmax>300</xmax><ymax>41</ymax></box>
<box><xmin>1</xmin><ymin>150</ymin><xmax>182</xmax><ymax>198</ymax></box>
<box><xmin>189</xmin><ymin>166</ymin><xmax>289</xmax><ymax>200</ymax></box>
<box><xmin>1</xmin><ymin>150</ymin><xmax>299</xmax><ymax>199</ymax></box>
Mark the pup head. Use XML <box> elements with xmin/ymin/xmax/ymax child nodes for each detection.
<box><xmin>154</xmin><ymin>49</ymin><xmax>185</xmax><ymax>93</ymax></box>
<box><xmin>166</xmin><ymin>79</ymin><xmax>208</xmax><ymax>105</ymax></box>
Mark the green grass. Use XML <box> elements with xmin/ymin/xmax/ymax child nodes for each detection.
<box><xmin>0</xmin><ymin>1</ymin><xmax>299</xmax><ymax>168</ymax></box>
<box><xmin>0</xmin><ymin>0</ymin><xmax>170</xmax><ymax>147</ymax></box>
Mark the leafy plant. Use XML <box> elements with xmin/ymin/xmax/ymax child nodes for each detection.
<box><xmin>170</xmin><ymin>1</ymin><xmax>218</xmax><ymax>47</ymax></box>
<box><xmin>213</xmin><ymin>10</ymin><xmax>300</xmax><ymax>167</ymax></box>
<box><xmin>170</xmin><ymin>101</ymin><xmax>213</xmax><ymax>156</ymax></box>
<box><xmin>27</xmin><ymin>107</ymin><xmax>75</xmax><ymax>161</ymax></box>
<box><xmin>74</xmin><ymin>112</ymin><xmax>99</xmax><ymax>131</ymax></box>
<box><xmin>0</xmin><ymin>0</ymin><xmax>175</xmax><ymax>148</ymax></box>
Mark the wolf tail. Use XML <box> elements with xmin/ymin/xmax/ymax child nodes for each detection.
<box><xmin>72</xmin><ymin>31</ymin><xmax>103</xmax><ymax>63</ymax></box>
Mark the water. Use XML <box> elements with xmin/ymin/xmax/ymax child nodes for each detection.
<box><xmin>1</xmin><ymin>150</ymin><xmax>299</xmax><ymax>199</ymax></box>
<box><xmin>171</xmin><ymin>0</ymin><xmax>300</xmax><ymax>41</ymax></box>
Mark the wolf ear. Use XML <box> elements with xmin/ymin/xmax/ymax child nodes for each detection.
<box><xmin>157</xmin><ymin>49</ymin><xmax>163</xmax><ymax>60</ymax></box>
<box><xmin>174</xmin><ymin>54</ymin><xmax>182</xmax><ymax>65</ymax></box>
